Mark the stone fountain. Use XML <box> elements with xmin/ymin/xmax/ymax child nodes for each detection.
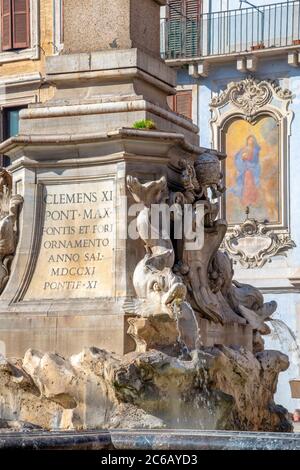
<box><xmin>0</xmin><ymin>0</ymin><xmax>292</xmax><ymax>435</ymax></box>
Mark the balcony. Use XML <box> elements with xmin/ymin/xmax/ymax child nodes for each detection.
<box><xmin>161</xmin><ymin>1</ymin><xmax>300</xmax><ymax>70</ymax></box>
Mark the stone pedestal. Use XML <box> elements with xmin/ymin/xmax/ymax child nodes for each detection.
<box><xmin>0</xmin><ymin>128</ymin><xmax>202</xmax><ymax>358</ymax></box>
<box><xmin>0</xmin><ymin>0</ymin><xmax>206</xmax><ymax>357</ymax></box>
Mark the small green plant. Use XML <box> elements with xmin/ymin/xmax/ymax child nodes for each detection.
<box><xmin>132</xmin><ymin>119</ymin><xmax>156</xmax><ymax>130</ymax></box>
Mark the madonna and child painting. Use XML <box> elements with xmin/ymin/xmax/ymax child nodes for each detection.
<box><xmin>225</xmin><ymin>115</ymin><xmax>280</xmax><ymax>225</ymax></box>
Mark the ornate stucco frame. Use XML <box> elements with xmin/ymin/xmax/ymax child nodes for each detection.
<box><xmin>210</xmin><ymin>77</ymin><xmax>294</xmax><ymax>233</ymax></box>
<box><xmin>209</xmin><ymin>78</ymin><xmax>296</xmax><ymax>268</ymax></box>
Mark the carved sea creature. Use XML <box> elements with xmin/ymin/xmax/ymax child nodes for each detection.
<box><xmin>126</xmin><ymin>175</ymin><xmax>199</xmax><ymax>351</ymax></box>
<box><xmin>126</xmin><ymin>175</ymin><xmax>187</xmax><ymax>318</ymax></box>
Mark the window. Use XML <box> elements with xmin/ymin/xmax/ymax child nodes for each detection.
<box><xmin>1</xmin><ymin>0</ymin><xmax>30</xmax><ymax>51</ymax></box>
<box><xmin>167</xmin><ymin>0</ymin><xmax>202</xmax><ymax>58</ymax></box>
<box><xmin>0</xmin><ymin>106</ymin><xmax>26</xmax><ymax>166</ymax></box>
<box><xmin>167</xmin><ymin>90</ymin><xmax>193</xmax><ymax>120</ymax></box>
<box><xmin>4</xmin><ymin>107</ymin><xmax>23</xmax><ymax>137</ymax></box>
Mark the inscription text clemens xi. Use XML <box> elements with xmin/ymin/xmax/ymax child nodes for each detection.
<box><xmin>25</xmin><ymin>180</ymin><xmax>115</xmax><ymax>300</ymax></box>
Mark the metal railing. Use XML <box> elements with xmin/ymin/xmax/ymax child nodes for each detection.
<box><xmin>162</xmin><ymin>1</ymin><xmax>300</xmax><ymax>60</ymax></box>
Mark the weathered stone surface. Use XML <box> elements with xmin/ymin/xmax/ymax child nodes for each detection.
<box><xmin>0</xmin><ymin>346</ymin><xmax>292</xmax><ymax>432</ymax></box>
<box><xmin>0</xmin><ymin>354</ymin><xmax>65</xmax><ymax>430</ymax></box>
<box><xmin>0</xmin><ymin>419</ymin><xmax>43</xmax><ymax>433</ymax></box>
<box><xmin>63</xmin><ymin>0</ymin><xmax>164</xmax><ymax>57</ymax></box>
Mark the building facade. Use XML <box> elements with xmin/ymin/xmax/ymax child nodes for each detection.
<box><xmin>162</xmin><ymin>0</ymin><xmax>300</xmax><ymax>414</ymax></box>
<box><xmin>0</xmin><ymin>0</ymin><xmax>63</xmax><ymax>165</ymax></box>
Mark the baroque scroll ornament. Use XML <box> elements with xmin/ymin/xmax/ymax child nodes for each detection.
<box><xmin>223</xmin><ymin>209</ymin><xmax>296</xmax><ymax>269</ymax></box>
<box><xmin>211</xmin><ymin>77</ymin><xmax>293</xmax><ymax>122</ymax></box>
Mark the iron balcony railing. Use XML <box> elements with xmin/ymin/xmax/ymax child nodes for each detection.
<box><xmin>162</xmin><ymin>1</ymin><xmax>300</xmax><ymax>60</ymax></box>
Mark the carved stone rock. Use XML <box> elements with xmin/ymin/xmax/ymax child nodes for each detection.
<box><xmin>0</xmin><ymin>347</ymin><xmax>292</xmax><ymax>432</ymax></box>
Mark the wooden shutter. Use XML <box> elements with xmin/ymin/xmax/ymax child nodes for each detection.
<box><xmin>168</xmin><ymin>0</ymin><xmax>183</xmax><ymax>58</ymax></box>
<box><xmin>167</xmin><ymin>90</ymin><xmax>193</xmax><ymax>120</ymax></box>
<box><xmin>175</xmin><ymin>90</ymin><xmax>193</xmax><ymax>119</ymax></box>
<box><xmin>185</xmin><ymin>1</ymin><xmax>201</xmax><ymax>57</ymax></box>
<box><xmin>168</xmin><ymin>1</ymin><xmax>202</xmax><ymax>58</ymax></box>
<box><xmin>186</xmin><ymin>0</ymin><xmax>202</xmax><ymax>17</ymax></box>
<box><xmin>1</xmin><ymin>0</ymin><xmax>12</xmax><ymax>51</ymax></box>
<box><xmin>12</xmin><ymin>0</ymin><xmax>30</xmax><ymax>49</ymax></box>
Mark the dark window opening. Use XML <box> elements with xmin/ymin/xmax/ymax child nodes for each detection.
<box><xmin>0</xmin><ymin>105</ymin><xmax>27</xmax><ymax>167</ymax></box>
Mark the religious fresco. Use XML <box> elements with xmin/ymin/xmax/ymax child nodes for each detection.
<box><xmin>225</xmin><ymin>115</ymin><xmax>280</xmax><ymax>225</ymax></box>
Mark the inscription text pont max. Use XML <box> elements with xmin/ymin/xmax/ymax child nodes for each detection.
<box><xmin>25</xmin><ymin>180</ymin><xmax>115</xmax><ymax>300</ymax></box>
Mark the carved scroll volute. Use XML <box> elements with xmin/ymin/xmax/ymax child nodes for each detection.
<box><xmin>0</xmin><ymin>168</ymin><xmax>23</xmax><ymax>295</ymax></box>
<box><xmin>210</xmin><ymin>77</ymin><xmax>293</xmax><ymax>123</ymax></box>
<box><xmin>223</xmin><ymin>209</ymin><xmax>296</xmax><ymax>269</ymax></box>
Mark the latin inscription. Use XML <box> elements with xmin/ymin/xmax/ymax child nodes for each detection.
<box><xmin>24</xmin><ymin>180</ymin><xmax>115</xmax><ymax>300</ymax></box>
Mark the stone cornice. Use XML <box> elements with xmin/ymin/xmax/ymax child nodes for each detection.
<box><xmin>2</xmin><ymin>129</ymin><xmax>225</xmax><ymax>167</ymax></box>
<box><xmin>46</xmin><ymin>49</ymin><xmax>176</xmax><ymax>87</ymax></box>
<box><xmin>20</xmin><ymin>99</ymin><xmax>199</xmax><ymax>134</ymax></box>
<box><xmin>46</xmin><ymin>68</ymin><xmax>175</xmax><ymax>96</ymax></box>
<box><xmin>0</xmin><ymin>72</ymin><xmax>43</xmax><ymax>89</ymax></box>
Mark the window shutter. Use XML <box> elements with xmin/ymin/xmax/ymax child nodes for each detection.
<box><xmin>167</xmin><ymin>90</ymin><xmax>193</xmax><ymax>120</ymax></box>
<box><xmin>1</xmin><ymin>0</ymin><xmax>12</xmax><ymax>51</ymax></box>
<box><xmin>175</xmin><ymin>91</ymin><xmax>193</xmax><ymax>119</ymax></box>
<box><xmin>167</xmin><ymin>95</ymin><xmax>175</xmax><ymax>112</ymax></box>
<box><xmin>168</xmin><ymin>1</ymin><xmax>201</xmax><ymax>58</ymax></box>
<box><xmin>12</xmin><ymin>0</ymin><xmax>30</xmax><ymax>49</ymax></box>
<box><xmin>186</xmin><ymin>0</ymin><xmax>201</xmax><ymax>17</ymax></box>
<box><xmin>185</xmin><ymin>0</ymin><xmax>201</xmax><ymax>57</ymax></box>
<box><xmin>168</xmin><ymin>0</ymin><xmax>183</xmax><ymax>58</ymax></box>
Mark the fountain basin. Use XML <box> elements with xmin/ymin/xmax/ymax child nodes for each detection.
<box><xmin>0</xmin><ymin>430</ymin><xmax>300</xmax><ymax>451</ymax></box>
